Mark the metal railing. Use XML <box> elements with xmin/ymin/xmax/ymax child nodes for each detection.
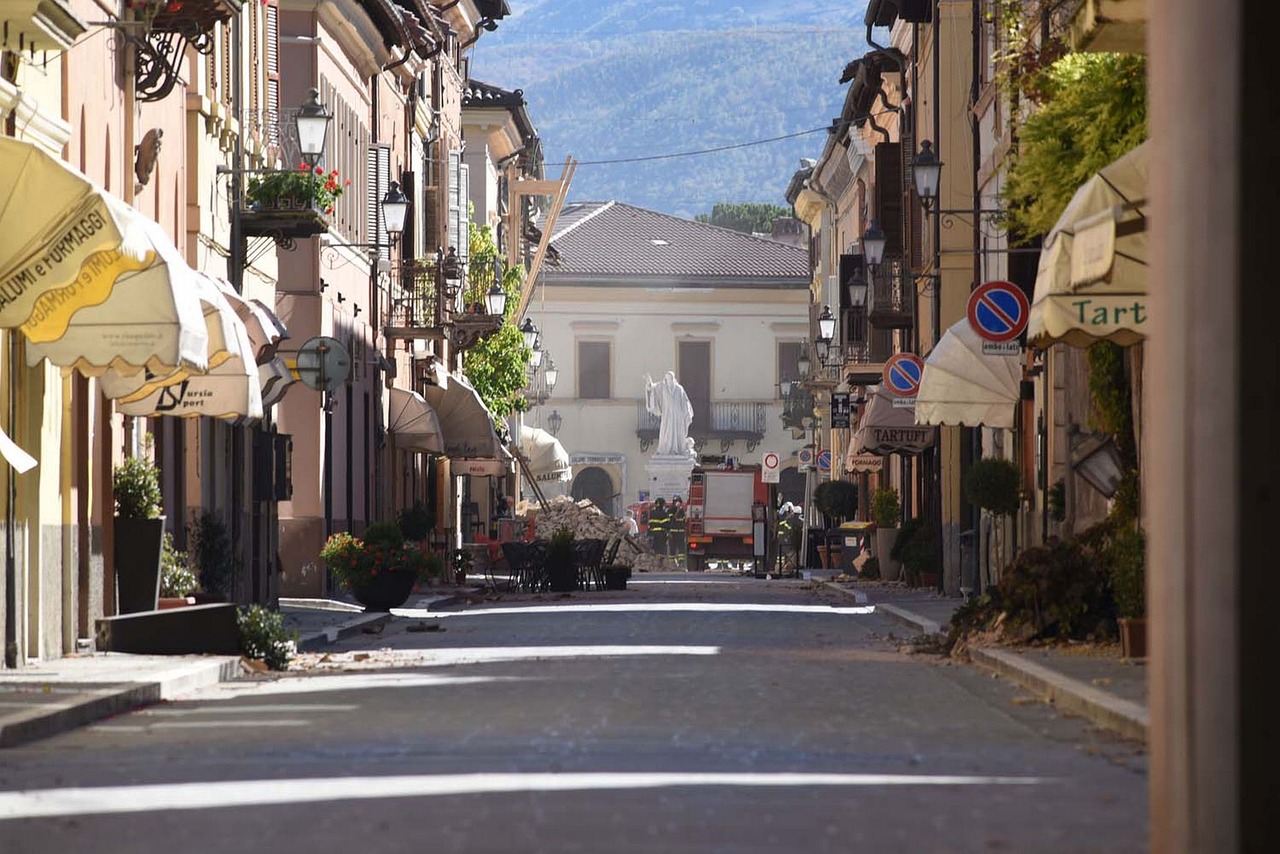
<box><xmin>636</xmin><ymin>400</ymin><xmax>769</xmax><ymax>450</ymax></box>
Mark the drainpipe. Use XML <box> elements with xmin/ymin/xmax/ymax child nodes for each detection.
<box><xmin>4</xmin><ymin>331</ymin><xmax>17</xmax><ymax>668</ymax></box>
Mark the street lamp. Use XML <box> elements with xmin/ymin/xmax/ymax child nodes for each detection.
<box><xmin>862</xmin><ymin>220</ymin><xmax>886</xmax><ymax>269</ymax></box>
<box><xmin>816</xmin><ymin>305</ymin><xmax>836</xmax><ymax>344</ymax></box>
<box><xmin>529</xmin><ymin>336</ymin><xmax>544</xmax><ymax>368</ymax></box>
<box><xmin>380</xmin><ymin>182</ymin><xmax>409</xmax><ymax>236</ymax></box>
<box><xmin>544</xmin><ymin>357</ymin><xmax>558</xmax><ymax>391</ymax></box>
<box><xmin>295</xmin><ymin>88</ymin><xmax>333</xmax><ymax>167</ymax></box>
<box><xmin>485</xmin><ymin>281</ymin><xmax>507</xmax><ymax>316</ymax></box>
<box><xmin>797</xmin><ymin>346</ymin><xmax>811</xmax><ymax>379</ymax></box>
<box><xmin>911</xmin><ymin>139</ymin><xmax>942</xmax><ymax>211</ymax></box>
<box><xmin>520</xmin><ymin>317</ymin><xmax>539</xmax><ymax>349</ymax></box>
<box><xmin>547</xmin><ymin>409</ymin><xmax>563</xmax><ymax>436</ymax></box>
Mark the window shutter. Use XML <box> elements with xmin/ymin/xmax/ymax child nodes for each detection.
<box><xmin>265</xmin><ymin>4</ymin><xmax>280</xmax><ymax>153</ymax></box>
<box><xmin>447</xmin><ymin>150</ymin><xmax>461</xmax><ymax>255</ymax></box>
<box><xmin>578</xmin><ymin>341</ymin><xmax>611</xmax><ymax>400</ymax></box>
<box><xmin>367</xmin><ymin>145</ymin><xmax>390</xmax><ymax>262</ymax></box>
<box><xmin>874</xmin><ymin>142</ymin><xmax>903</xmax><ymax>259</ymax></box>
<box><xmin>457</xmin><ymin>163</ymin><xmax>470</xmax><ymax>264</ymax></box>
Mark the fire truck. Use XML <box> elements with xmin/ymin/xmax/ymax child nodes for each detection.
<box><xmin>685</xmin><ymin>462</ymin><xmax>769</xmax><ymax>572</ymax></box>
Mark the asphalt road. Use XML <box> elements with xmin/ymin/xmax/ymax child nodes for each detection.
<box><xmin>0</xmin><ymin>574</ymin><xmax>1147</xmax><ymax>853</ymax></box>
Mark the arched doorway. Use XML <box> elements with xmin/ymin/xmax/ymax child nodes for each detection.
<box><xmin>571</xmin><ymin>466</ymin><xmax>616</xmax><ymax>515</ymax></box>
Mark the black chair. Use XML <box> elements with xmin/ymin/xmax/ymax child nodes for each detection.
<box><xmin>524</xmin><ymin>539</ymin><xmax>550</xmax><ymax>592</ymax></box>
<box><xmin>573</xmin><ymin>538</ymin><xmax>607</xmax><ymax>591</ymax></box>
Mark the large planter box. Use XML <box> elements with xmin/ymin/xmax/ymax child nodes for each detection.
<box><xmin>240</xmin><ymin>196</ymin><xmax>331</xmax><ymax>239</ymax></box>
<box><xmin>114</xmin><ymin>516</ymin><xmax>165</xmax><ymax>614</ymax></box>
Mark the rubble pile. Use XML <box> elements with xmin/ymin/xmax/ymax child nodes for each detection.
<box><xmin>524</xmin><ymin>496</ymin><xmax>678</xmax><ymax>573</ymax></box>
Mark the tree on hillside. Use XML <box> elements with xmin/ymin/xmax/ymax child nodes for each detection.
<box><xmin>694</xmin><ymin>202</ymin><xmax>793</xmax><ymax>235</ymax></box>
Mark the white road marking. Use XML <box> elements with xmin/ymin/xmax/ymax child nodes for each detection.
<box><xmin>0</xmin><ymin>772</ymin><xmax>1054</xmax><ymax>820</ymax></box>
<box><xmin>91</xmin><ymin>720</ymin><xmax>311</xmax><ymax>732</ymax></box>
<box><xmin>137</xmin><ymin>705</ymin><xmax>359</xmax><ymax>715</ymax></box>
<box><xmin>392</xmin><ymin>603</ymin><xmax>876</xmax><ymax>618</ymax></box>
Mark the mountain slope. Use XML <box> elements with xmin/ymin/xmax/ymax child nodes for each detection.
<box><xmin>470</xmin><ymin>2</ymin><xmax>869</xmax><ymax>218</ymax></box>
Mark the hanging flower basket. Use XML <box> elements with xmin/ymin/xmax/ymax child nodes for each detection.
<box><xmin>241</xmin><ymin>164</ymin><xmax>349</xmax><ymax>238</ymax></box>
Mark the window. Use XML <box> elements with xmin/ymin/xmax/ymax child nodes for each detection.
<box><xmin>777</xmin><ymin>341</ymin><xmax>802</xmax><ymax>397</ymax></box>
<box><xmin>578</xmin><ymin>341</ymin><xmax>611</xmax><ymax>399</ymax></box>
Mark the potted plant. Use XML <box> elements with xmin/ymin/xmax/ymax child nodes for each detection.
<box><xmin>112</xmin><ymin>451</ymin><xmax>165</xmax><ymax>613</ymax></box>
<box><xmin>453</xmin><ymin>547</ymin><xmax>475</xmax><ymax>585</ymax></box>
<box><xmin>246</xmin><ymin>163</ymin><xmax>348</xmax><ymax>214</ymax></box>
<box><xmin>812</xmin><ymin>480</ymin><xmax>858</xmax><ymax>569</ymax></box>
<box><xmin>397</xmin><ymin>502</ymin><xmax>434</xmax><ymax>543</ymax></box>
<box><xmin>546</xmin><ymin>527</ymin><xmax>577</xmax><ymax>592</ymax></box>
<box><xmin>893</xmin><ymin>519</ymin><xmax>939</xmax><ymax>588</ymax></box>
<box><xmin>189</xmin><ymin>510</ymin><xmax>235</xmax><ymax>602</ymax></box>
<box><xmin>870</xmin><ymin>487</ymin><xmax>902</xmax><ymax>582</ymax></box>
<box><xmin>320</xmin><ymin>522</ymin><xmax>433</xmax><ymax>611</ymax></box>
<box><xmin>964</xmin><ymin>457</ymin><xmax>1023</xmax><ymax>517</ymax></box>
<box><xmin>1110</xmin><ymin>524</ymin><xmax>1147</xmax><ymax>658</ymax></box>
<box><xmin>158</xmin><ymin>532</ymin><xmax>198</xmax><ymax>609</ymax></box>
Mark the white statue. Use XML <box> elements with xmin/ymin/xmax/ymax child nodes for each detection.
<box><xmin>644</xmin><ymin>371</ymin><xmax>695</xmax><ymax>457</ymax></box>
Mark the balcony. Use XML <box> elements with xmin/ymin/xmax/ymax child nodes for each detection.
<box><xmin>383</xmin><ymin>258</ymin><xmax>503</xmax><ymax>352</ymax></box>
<box><xmin>868</xmin><ymin>256</ymin><xmax>914</xmax><ymax>329</ymax></box>
<box><xmin>637</xmin><ymin>401</ymin><xmax>768</xmax><ymax>453</ymax></box>
<box><xmin>840</xmin><ymin>340</ymin><xmax>891</xmax><ymax>387</ymax></box>
<box><xmin>131</xmin><ymin>0</ymin><xmax>244</xmax><ymax>102</ymax></box>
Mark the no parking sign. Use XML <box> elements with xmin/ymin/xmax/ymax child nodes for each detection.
<box><xmin>967</xmin><ymin>280</ymin><xmax>1029</xmax><ymax>355</ymax></box>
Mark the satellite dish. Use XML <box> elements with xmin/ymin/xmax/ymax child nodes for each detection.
<box><xmin>295</xmin><ymin>336</ymin><xmax>351</xmax><ymax>392</ymax></box>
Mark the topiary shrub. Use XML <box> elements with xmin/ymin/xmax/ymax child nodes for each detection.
<box><xmin>237</xmin><ymin>605</ymin><xmax>296</xmax><ymax>671</ymax></box>
<box><xmin>964</xmin><ymin>457</ymin><xmax>1022</xmax><ymax>517</ymax></box>
<box><xmin>1108</xmin><ymin>523</ymin><xmax>1146</xmax><ymax>619</ymax></box>
<box><xmin>190</xmin><ymin>511</ymin><xmax>235</xmax><ymax>597</ymax></box>
<box><xmin>870</xmin><ymin>487</ymin><xmax>901</xmax><ymax>528</ymax></box>
<box><xmin>113</xmin><ymin>454</ymin><xmax>162</xmax><ymax>519</ymax></box>
<box><xmin>897</xmin><ymin>522</ymin><xmax>938</xmax><ymax>587</ymax></box>
<box><xmin>812</xmin><ymin>480</ymin><xmax>858</xmax><ymax>528</ymax></box>
<box><xmin>859</xmin><ymin>555</ymin><xmax>880</xmax><ymax>580</ymax></box>
<box><xmin>397</xmin><ymin>502</ymin><xmax>434</xmax><ymax>541</ymax></box>
<box><xmin>159</xmin><ymin>533</ymin><xmax>197</xmax><ymax>598</ymax></box>
<box><xmin>891</xmin><ymin>518</ymin><xmax>925</xmax><ymax>564</ymax></box>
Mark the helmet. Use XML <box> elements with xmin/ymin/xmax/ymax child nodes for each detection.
<box><xmin>780</xmin><ymin>502</ymin><xmax>794</xmax><ymax>514</ymax></box>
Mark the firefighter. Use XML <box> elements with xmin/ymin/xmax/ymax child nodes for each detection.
<box><xmin>669</xmin><ymin>496</ymin><xmax>687</xmax><ymax>563</ymax></box>
<box><xmin>648</xmin><ymin>497</ymin><xmax>670</xmax><ymax>555</ymax></box>
<box><xmin>777</xmin><ymin>502</ymin><xmax>800</xmax><ymax>573</ymax></box>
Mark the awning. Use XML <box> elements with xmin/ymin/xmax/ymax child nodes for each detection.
<box><xmin>422</xmin><ymin>373</ymin><xmax>509</xmax><ymax>460</ymax></box>
<box><xmin>1028</xmin><ymin>141</ymin><xmax>1148</xmax><ymax>348</ymax></box>
<box><xmin>851</xmin><ymin>384</ymin><xmax>935</xmax><ymax>455</ymax></box>
<box><xmin>113</xmin><ymin>278</ymin><xmax>263</xmax><ymax>421</ymax></box>
<box><xmin>0</xmin><ymin>425</ymin><xmax>37</xmax><ymax>473</ymax></box>
<box><xmin>387</xmin><ymin>387</ymin><xmax>444</xmax><ymax>453</ymax></box>
<box><xmin>915</xmin><ymin>318</ymin><xmax>1022</xmax><ymax>428</ymax></box>
<box><xmin>222</xmin><ymin>284</ymin><xmax>287</xmax><ymax>365</ymax></box>
<box><xmin>259</xmin><ymin>356</ymin><xmax>295</xmax><ymax>409</ymax></box>
<box><xmin>2</xmin><ymin>138</ymin><xmax>209</xmax><ymax>374</ymax></box>
<box><xmin>518</xmin><ymin>423</ymin><xmax>571</xmax><ymax>483</ymax></box>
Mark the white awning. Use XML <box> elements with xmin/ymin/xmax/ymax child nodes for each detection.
<box><xmin>113</xmin><ymin>279</ymin><xmax>263</xmax><ymax>421</ymax></box>
<box><xmin>222</xmin><ymin>284</ymin><xmax>287</xmax><ymax>365</ymax></box>
<box><xmin>0</xmin><ymin>425</ymin><xmax>37</xmax><ymax>473</ymax></box>
<box><xmin>1</xmin><ymin>138</ymin><xmax>209</xmax><ymax>375</ymax></box>
<box><xmin>519</xmin><ymin>423</ymin><xmax>571</xmax><ymax>483</ymax></box>
<box><xmin>260</xmin><ymin>356</ymin><xmax>295</xmax><ymax>409</ymax></box>
<box><xmin>422</xmin><ymin>373</ymin><xmax>509</xmax><ymax>461</ymax></box>
<box><xmin>1028</xmin><ymin>140</ymin><xmax>1148</xmax><ymax>348</ymax></box>
<box><xmin>915</xmin><ymin>319</ymin><xmax>1022</xmax><ymax>429</ymax></box>
<box><xmin>388</xmin><ymin>387</ymin><xmax>444</xmax><ymax>453</ymax></box>
<box><xmin>851</xmin><ymin>384</ymin><xmax>935</xmax><ymax>456</ymax></box>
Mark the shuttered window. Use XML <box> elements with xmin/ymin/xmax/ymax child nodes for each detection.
<box><xmin>457</xmin><ymin>163</ymin><xmax>470</xmax><ymax>264</ymax></box>
<box><xmin>367</xmin><ymin>144</ymin><xmax>390</xmax><ymax>263</ymax></box>
<box><xmin>874</xmin><ymin>142</ymin><xmax>903</xmax><ymax>259</ymax></box>
<box><xmin>578</xmin><ymin>341</ymin><xmax>612</xmax><ymax>400</ymax></box>
<box><xmin>777</xmin><ymin>341</ymin><xmax>802</xmax><ymax>398</ymax></box>
<box><xmin>265</xmin><ymin>3</ymin><xmax>280</xmax><ymax>152</ymax></box>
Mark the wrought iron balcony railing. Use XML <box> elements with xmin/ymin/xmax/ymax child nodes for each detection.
<box><xmin>868</xmin><ymin>256</ymin><xmax>914</xmax><ymax>329</ymax></box>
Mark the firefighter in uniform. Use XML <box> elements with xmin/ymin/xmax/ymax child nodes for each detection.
<box><xmin>648</xmin><ymin>497</ymin><xmax>670</xmax><ymax>555</ymax></box>
<box><xmin>669</xmin><ymin>496</ymin><xmax>686</xmax><ymax>565</ymax></box>
<box><xmin>777</xmin><ymin>502</ymin><xmax>800</xmax><ymax>573</ymax></box>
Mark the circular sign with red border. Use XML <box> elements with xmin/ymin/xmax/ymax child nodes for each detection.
<box><xmin>883</xmin><ymin>353</ymin><xmax>925</xmax><ymax>397</ymax></box>
<box><xmin>967</xmin><ymin>280</ymin><xmax>1030</xmax><ymax>343</ymax></box>
<box><xmin>762</xmin><ymin>451</ymin><xmax>780</xmax><ymax>471</ymax></box>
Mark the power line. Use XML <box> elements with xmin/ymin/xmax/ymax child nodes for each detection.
<box><xmin>562</xmin><ymin>126</ymin><xmax>832</xmax><ymax>166</ymax></box>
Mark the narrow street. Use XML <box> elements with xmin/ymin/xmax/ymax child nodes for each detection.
<box><xmin>0</xmin><ymin>576</ymin><xmax>1146</xmax><ymax>853</ymax></box>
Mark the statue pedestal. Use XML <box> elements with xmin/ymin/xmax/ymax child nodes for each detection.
<box><xmin>646</xmin><ymin>454</ymin><xmax>695</xmax><ymax>502</ymax></box>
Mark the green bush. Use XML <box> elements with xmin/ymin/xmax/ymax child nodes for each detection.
<box><xmin>899</xmin><ymin>524</ymin><xmax>938</xmax><ymax>586</ymax></box>
<box><xmin>236</xmin><ymin>605</ymin><xmax>296</xmax><ymax>671</ymax></box>
<box><xmin>159</xmin><ymin>533</ymin><xmax>198</xmax><ymax>598</ymax></box>
<box><xmin>812</xmin><ymin>480</ymin><xmax>858</xmax><ymax>527</ymax></box>
<box><xmin>870</xmin><ymin>487</ymin><xmax>900</xmax><ymax>528</ymax></box>
<box><xmin>891</xmin><ymin>518</ymin><xmax>925</xmax><ymax>564</ymax></box>
<box><xmin>859</xmin><ymin>555</ymin><xmax>880</xmax><ymax>580</ymax></box>
<box><xmin>964</xmin><ymin>458</ymin><xmax>1022</xmax><ymax>516</ymax></box>
<box><xmin>190</xmin><ymin>511</ymin><xmax>235</xmax><ymax>597</ymax></box>
<box><xmin>397</xmin><ymin>502</ymin><xmax>434</xmax><ymax>541</ymax></box>
<box><xmin>1047</xmin><ymin>479</ymin><xmax>1067</xmax><ymax>522</ymax></box>
<box><xmin>113</xmin><ymin>455</ymin><xmax>162</xmax><ymax>519</ymax></box>
<box><xmin>362</xmin><ymin>520</ymin><xmax>404</xmax><ymax>550</ymax></box>
<box><xmin>1109</xmin><ymin>524</ymin><xmax>1146</xmax><ymax>618</ymax></box>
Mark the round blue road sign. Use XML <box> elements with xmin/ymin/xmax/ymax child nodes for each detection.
<box><xmin>967</xmin><ymin>280</ymin><xmax>1030</xmax><ymax>343</ymax></box>
<box><xmin>883</xmin><ymin>353</ymin><xmax>924</xmax><ymax>397</ymax></box>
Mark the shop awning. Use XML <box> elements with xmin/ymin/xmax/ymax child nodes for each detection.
<box><xmin>915</xmin><ymin>319</ymin><xmax>1022</xmax><ymax>429</ymax></box>
<box><xmin>422</xmin><ymin>373</ymin><xmax>509</xmax><ymax>460</ymax></box>
<box><xmin>222</xmin><ymin>284</ymin><xmax>287</xmax><ymax>365</ymax></box>
<box><xmin>1028</xmin><ymin>140</ymin><xmax>1148</xmax><ymax>348</ymax></box>
<box><xmin>518</xmin><ymin>423</ymin><xmax>571</xmax><ymax>483</ymax></box>
<box><xmin>2</xmin><ymin>138</ymin><xmax>209</xmax><ymax>374</ymax></box>
<box><xmin>113</xmin><ymin>279</ymin><xmax>263</xmax><ymax>421</ymax></box>
<box><xmin>851</xmin><ymin>384</ymin><xmax>935</xmax><ymax>455</ymax></box>
<box><xmin>0</xmin><ymin>425</ymin><xmax>37</xmax><ymax>473</ymax></box>
<box><xmin>259</xmin><ymin>356</ymin><xmax>295</xmax><ymax>409</ymax></box>
<box><xmin>387</xmin><ymin>387</ymin><xmax>444</xmax><ymax>453</ymax></box>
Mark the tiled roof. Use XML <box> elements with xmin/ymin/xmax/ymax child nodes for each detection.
<box><xmin>462</xmin><ymin>79</ymin><xmax>525</xmax><ymax>108</ymax></box>
<box><xmin>542</xmin><ymin>201</ymin><xmax>810</xmax><ymax>285</ymax></box>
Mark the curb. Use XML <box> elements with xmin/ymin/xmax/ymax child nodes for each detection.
<box><xmin>295</xmin><ymin>613</ymin><xmax>392</xmax><ymax>652</ymax></box>
<box><xmin>968</xmin><ymin>646</ymin><xmax>1149</xmax><ymax>742</ymax></box>
<box><xmin>0</xmin><ymin>656</ymin><xmax>241</xmax><ymax>749</ymax></box>
<box><xmin>821</xmin><ymin>582</ymin><xmax>869</xmax><ymax>605</ymax></box>
<box><xmin>876</xmin><ymin>603</ymin><xmax>943</xmax><ymax>636</ymax></box>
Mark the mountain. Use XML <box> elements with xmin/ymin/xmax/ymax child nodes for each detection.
<box><xmin>469</xmin><ymin>1</ymin><xmax>870</xmax><ymax>219</ymax></box>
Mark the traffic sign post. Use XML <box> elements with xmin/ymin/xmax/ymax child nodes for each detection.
<box><xmin>817</xmin><ymin>449</ymin><xmax>832</xmax><ymax>473</ymax></box>
<box><xmin>883</xmin><ymin>352</ymin><xmax>924</xmax><ymax>406</ymax></box>
<box><xmin>797</xmin><ymin>447</ymin><xmax>814</xmax><ymax>471</ymax></box>
<box><xmin>967</xmin><ymin>280</ymin><xmax>1029</xmax><ymax>354</ymax></box>
<box><xmin>762</xmin><ymin>451</ymin><xmax>780</xmax><ymax>483</ymax></box>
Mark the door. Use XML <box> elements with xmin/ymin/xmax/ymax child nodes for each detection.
<box><xmin>678</xmin><ymin>340</ymin><xmax>711</xmax><ymax>438</ymax></box>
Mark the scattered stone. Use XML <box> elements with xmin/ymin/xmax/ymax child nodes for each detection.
<box><xmin>353</xmin><ymin>653</ymin><xmax>370</xmax><ymax>662</ymax></box>
<box><xmin>361</xmin><ymin>623</ymin><xmax>384</xmax><ymax>635</ymax></box>
<box><xmin>405</xmin><ymin>622</ymin><xmax>442</xmax><ymax>633</ymax></box>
